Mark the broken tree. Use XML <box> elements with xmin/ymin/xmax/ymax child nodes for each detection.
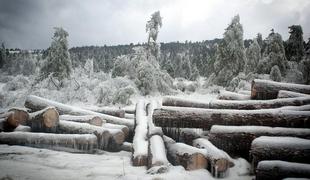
<box><xmin>251</xmin><ymin>79</ymin><xmax>310</xmax><ymax>100</ymax></box>
<box><xmin>208</xmin><ymin>125</ymin><xmax>310</xmax><ymax>159</ymax></box>
<box><xmin>153</xmin><ymin>106</ymin><xmax>310</xmax><ymax>129</ymax></box>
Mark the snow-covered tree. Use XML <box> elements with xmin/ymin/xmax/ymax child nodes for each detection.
<box><xmin>256</xmin><ymin>33</ymin><xmax>263</xmax><ymax>49</ymax></box>
<box><xmin>146</xmin><ymin>11</ymin><xmax>162</xmax><ymax>58</ymax></box>
<box><xmin>41</xmin><ymin>27</ymin><xmax>72</xmax><ymax>81</ymax></box>
<box><xmin>0</xmin><ymin>43</ymin><xmax>6</xmax><ymax>68</ymax></box>
<box><xmin>270</xmin><ymin>65</ymin><xmax>281</xmax><ymax>82</ymax></box>
<box><xmin>213</xmin><ymin>15</ymin><xmax>246</xmax><ymax>86</ymax></box>
<box><xmin>257</xmin><ymin>30</ymin><xmax>288</xmax><ymax>74</ymax></box>
<box><xmin>245</xmin><ymin>39</ymin><xmax>261</xmax><ymax>74</ymax></box>
<box><xmin>285</xmin><ymin>25</ymin><xmax>304</xmax><ymax>62</ymax></box>
<box><xmin>84</xmin><ymin>59</ymin><xmax>94</xmax><ymax>78</ymax></box>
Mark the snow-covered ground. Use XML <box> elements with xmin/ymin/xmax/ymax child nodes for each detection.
<box><xmin>0</xmin><ymin>145</ymin><xmax>252</xmax><ymax>180</ymax></box>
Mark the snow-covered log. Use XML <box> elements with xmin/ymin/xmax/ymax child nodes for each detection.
<box><xmin>124</xmin><ymin>113</ymin><xmax>134</xmax><ymax>119</ymax></box>
<box><xmin>148</xmin><ymin>135</ymin><xmax>169</xmax><ymax>169</ymax></box>
<box><xmin>120</xmin><ymin>142</ymin><xmax>132</xmax><ymax>152</ymax></box>
<box><xmin>24</xmin><ymin>95</ymin><xmax>134</xmax><ymax>128</ymax></box>
<box><xmin>59</xmin><ymin>115</ymin><xmax>104</xmax><ymax>126</ymax></box>
<box><xmin>277</xmin><ymin>90</ymin><xmax>309</xmax><ymax>99</ymax></box>
<box><xmin>124</xmin><ymin>106</ymin><xmax>136</xmax><ymax>114</ymax></box>
<box><xmin>217</xmin><ymin>90</ymin><xmax>251</xmax><ymax>100</ymax></box>
<box><xmin>251</xmin><ymin>79</ymin><xmax>310</xmax><ymax>100</ymax></box>
<box><xmin>28</xmin><ymin>107</ymin><xmax>59</xmax><ymax>133</ymax></box>
<box><xmin>237</xmin><ymin>90</ymin><xmax>251</xmax><ymax>95</ymax></box>
<box><xmin>166</xmin><ymin>142</ymin><xmax>208</xmax><ymax>170</ymax></box>
<box><xmin>153</xmin><ymin>106</ymin><xmax>310</xmax><ymax>129</ymax></box>
<box><xmin>250</xmin><ymin>136</ymin><xmax>310</xmax><ymax>168</ymax></box>
<box><xmin>162</xmin><ymin>96</ymin><xmax>310</xmax><ymax>110</ymax></box>
<box><xmin>208</xmin><ymin>125</ymin><xmax>310</xmax><ymax>159</ymax></box>
<box><xmin>147</xmin><ymin>101</ymin><xmax>163</xmax><ymax>137</ymax></box>
<box><xmin>84</xmin><ymin>106</ymin><xmax>125</xmax><ymax>118</ymax></box>
<box><xmin>0</xmin><ymin>132</ymin><xmax>97</xmax><ymax>153</ymax></box>
<box><xmin>13</xmin><ymin>125</ymin><xmax>31</xmax><ymax>132</ymax></box>
<box><xmin>278</xmin><ymin>104</ymin><xmax>310</xmax><ymax>111</ymax></box>
<box><xmin>0</xmin><ymin>108</ymin><xmax>29</xmax><ymax>131</ymax></box>
<box><xmin>102</xmin><ymin>123</ymin><xmax>129</xmax><ymax>139</ymax></box>
<box><xmin>57</xmin><ymin>120</ymin><xmax>124</xmax><ymax>151</ymax></box>
<box><xmin>132</xmin><ymin>100</ymin><xmax>149</xmax><ymax>166</ymax></box>
<box><xmin>256</xmin><ymin>160</ymin><xmax>310</xmax><ymax>180</ymax></box>
<box><xmin>193</xmin><ymin>138</ymin><xmax>234</xmax><ymax>178</ymax></box>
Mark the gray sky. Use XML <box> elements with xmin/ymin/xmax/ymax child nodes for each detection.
<box><xmin>0</xmin><ymin>0</ymin><xmax>309</xmax><ymax>49</ymax></box>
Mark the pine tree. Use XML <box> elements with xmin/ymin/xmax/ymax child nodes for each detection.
<box><xmin>285</xmin><ymin>25</ymin><xmax>305</xmax><ymax>62</ymax></box>
<box><xmin>270</xmin><ymin>65</ymin><xmax>281</xmax><ymax>82</ymax></box>
<box><xmin>245</xmin><ymin>39</ymin><xmax>261</xmax><ymax>74</ymax></box>
<box><xmin>146</xmin><ymin>11</ymin><xmax>162</xmax><ymax>58</ymax></box>
<box><xmin>0</xmin><ymin>43</ymin><xmax>6</xmax><ymax>68</ymax></box>
<box><xmin>213</xmin><ymin>15</ymin><xmax>246</xmax><ymax>86</ymax></box>
<box><xmin>41</xmin><ymin>27</ymin><xmax>72</xmax><ymax>81</ymax></box>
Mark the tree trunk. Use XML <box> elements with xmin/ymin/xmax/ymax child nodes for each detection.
<box><xmin>132</xmin><ymin>100</ymin><xmax>149</xmax><ymax>166</ymax></box>
<box><xmin>251</xmin><ymin>79</ymin><xmax>310</xmax><ymax>100</ymax></box>
<box><xmin>218</xmin><ymin>90</ymin><xmax>251</xmax><ymax>100</ymax></box>
<box><xmin>193</xmin><ymin>138</ymin><xmax>234</xmax><ymax>178</ymax></box>
<box><xmin>166</xmin><ymin>142</ymin><xmax>208</xmax><ymax>171</ymax></box>
<box><xmin>250</xmin><ymin>136</ymin><xmax>310</xmax><ymax>169</ymax></box>
<box><xmin>153</xmin><ymin>107</ymin><xmax>310</xmax><ymax>129</ymax></box>
<box><xmin>59</xmin><ymin>115</ymin><xmax>104</xmax><ymax>126</ymax></box>
<box><xmin>148</xmin><ymin>135</ymin><xmax>169</xmax><ymax>169</ymax></box>
<box><xmin>57</xmin><ymin>120</ymin><xmax>124</xmax><ymax>151</ymax></box>
<box><xmin>256</xmin><ymin>160</ymin><xmax>310</xmax><ymax>180</ymax></box>
<box><xmin>24</xmin><ymin>95</ymin><xmax>133</xmax><ymax>128</ymax></box>
<box><xmin>0</xmin><ymin>132</ymin><xmax>98</xmax><ymax>153</ymax></box>
<box><xmin>277</xmin><ymin>90</ymin><xmax>309</xmax><ymax>99</ymax></box>
<box><xmin>162</xmin><ymin>96</ymin><xmax>310</xmax><ymax>110</ymax></box>
<box><xmin>28</xmin><ymin>106</ymin><xmax>59</xmax><ymax>133</ymax></box>
<box><xmin>84</xmin><ymin>106</ymin><xmax>125</xmax><ymax>118</ymax></box>
<box><xmin>208</xmin><ymin>125</ymin><xmax>310</xmax><ymax>160</ymax></box>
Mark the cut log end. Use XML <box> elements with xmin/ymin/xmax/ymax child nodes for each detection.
<box><xmin>132</xmin><ymin>155</ymin><xmax>148</xmax><ymax>166</ymax></box>
<box><xmin>43</xmin><ymin>108</ymin><xmax>59</xmax><ymax>128</ymax></box>
<box><xmin>89</xmin><ymin>116</ymin><xmax>103</xmax><ymax>126</ymax></box>
<box><xmin>7</xmin><ymin>109</ymin><xmax>29</xmax><ymax>127</ymax></box>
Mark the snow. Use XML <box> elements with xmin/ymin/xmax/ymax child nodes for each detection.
<box><xmin>13</xmin><ymin>125</ymin><xmax>31</xmax><ymax>132</ymax></box>
<box><xmin>278</xmin><ymin>104</ymin><xmax>310</xmax><ymax>111</ymax></box>
<box><xmin>210</xmin><ymin>125</ymin><xmax>310</xmax><ymax>136</ymax></box>
<box><xmin>252</xmin><ymin>136</ymin><xmax>310</xmax><ymax>149</ymax></box>
<box><xmin>278</xmin><ymin>90</ymin><xmax>309</xmax><ymax>98</ymax></box>
<box><xmin>168</xmin><ymin>142</ymin><xmax>207</xmax><ymax>155</ymax></box>
<box><xmin>149</xmin><ymin>135</ymin><xmax>169</xmax><ymax>166</ymax></box>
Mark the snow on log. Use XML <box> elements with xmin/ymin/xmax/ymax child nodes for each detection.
<box><xmin>237</xmin><ymin>90</ymin><xmax>251</xmax><ymax>95</ymax></box>
<box><xmin>256</xmin><ymin>160</ymin><xmax>310</xmax><ymax>180</ymax></box>
<box><xmin>217</xmin><ymin>90</ymin><xmax>251</xmax><ymax>100</ymax></box>
<box><xmin>102</xmin><ymin>123</ymin><xmax>129</xmax><ymax>139</ymax></box>
<box><xmin>57</xmin><ymin>120</ymin><xmax>124</xmax><ymax>151</ymax></box>
<box><xmin>153</xmin><ymin>106</ymin><xmax>310</xmax><ymax>129</ymax></box>
<box><xmin>162</xmin><ymin>96</ymin><xmax>310</xmax><ymax>110</ymax></box>
<box><xmin>120</xmin><ymin>142</ymin><xmax>132</xmax><ymax>152</ymax></box>
<box><xmin>277</xmin><ymin>90</ymin><xmax>309</xmax><ymax>99</ymax></box>
<box><xmin>278</xmin><ymin>104</ymin><xmax>310</xmax><ymax>111</ymax></box>
<box><xmin>124</xmin><ymin>106</ymin><xmax>136</xmax><ymax>114</ymax></box>
<box><xmin>13</xmin><ymin>125</ymin><xmax>31</xmax><ymax>132</ymax></box>
<box><xmin>59</xmin><ymin>115</ymin><xmax>104</xmax><ymax>126</ymax></box>
<box><xmin>147</xmin><ymin>101</ymin><xmax>163</xmax><ymax>137</ymax></box>
<box><xmin>251</xmin><ymin>79</ymin><xmax>310</xmax><ymax>100</ymax></box>
<box><xmin>28</xmin><ymin>106</ymin><xmax>59</xmax><ymax>133</ymax></box>
<box><xmin>166</xmin><ymin>142</ymin><xmax>208</xmax><ymax>170</ymax></box>
<box><xmin>250</xmin><ymin>136</ymin><xmax>310</xmax><ymax>168</ymax></box>
<box><xmin>124</xmin><ymin>113</ymin><xmax>134</xmax><ymax>119</ymax></box>
<box><xmin>148</xmin><ymin>135</ymin><xmax>169</xmax><ymax>169</ymax></box>
<box><xmin>193</xmin><ymin>138</ymin><xmax>234</xmax><ymax>178</ymax></box>
<box><xmin>0</xmin><ymin>132</ymin><xmax>98</xmax><ymax>153</ymax></box>
<box><xmin>208</xmin><ymin>125</ymin><xmax>310</xmax><ymax>159</ymax></box>
<box><xmin>132</xmin><ymin>100</ymin><xmax>149</xmax><ymax>166</ymax></box>
<box><xmin>24</xmin><ymin>95</ymin><xmax>134</xmax><ymax>128</ymax></box>
<box><xmin>84</xmin><ymin>106</ymin><xmax>125</xmax><ymax>118</ymax></box>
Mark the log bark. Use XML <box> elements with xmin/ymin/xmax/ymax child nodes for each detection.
<box><xmin>256</xmin><ymin>160</ymin><xmax>310</xmax><ymax>180</ymax></box>
<box><xmin>250</xmin><ymin>136</ymin><xmax>310</xmax><ymax>169</ymax></box>
<box><xmin>251</xmin><ymin>79</ymin><xmax>310</xmax><ymax>100</ymax></box>
<box><xmin>193</xmin><ymin>138</ymin><xmax>234</xmax><ymax>178</ymax></box>
<box><xmin>153</xmin><ymin>106</ymin><xmax>310</xmax><ymax>129</ymax></box>
<box><xmin>166</xmin><ymin>142</ymin><xmax>208</xmax><ymax>170</ymax></box>
<box><xmin>59</xmin><ymin>115</ymin><xmax>104</xmax><ymax>126</ymax></box>
<box><xmin>28</xmin><ymin>106</ymin><xmax>59</xmax><ymax>133</ymax></box>
<box><xmin>208</xmin><ymin>125</ymin><xmax>310</xmax><ymax>160</ymax></box>
<box><xmin>162</xmin><ymin>96</ymin><xmax>310</xmax><ymax>110</ymax></box>
<box><xmin>277</xmin><ymin>90</ymin><xmax>309</xmax><ymax>99</ymax></box>
<box><xmin>162</xmin><ymin>127</ymin><xmax>202</xmax><ymax>145</ymax></box>
<box><xmin>0</xmin><ymin>132</ymin><xmax>98</xmax><ymax>153</ymax></box>
<box><xmin>148</xmin><ymin>135</ymin><xmax>169</xmax><ymax>169</ymax></box>
<box><xmin>24</xmin><ymin>95</ymin><xmax>134</xmax><ymax>128</ymax></box>
<box><xmin>57</xmin><ymin>120</ymin><xmax>124</xmax><ymax>151</ymax></box>
<box><xmin>132</xmin><ymin>100</ymin><xmax>149</xmax><ymax>166</ymax></box>
<box><xmin>84</xmin><ymin>106</ymin><xmax>125</xmax><ymax>118</ymax></box>
<box><xmin>217</xmin><ymin>90</ymin><xmax>251</xmax><ymax>100</ymax></box>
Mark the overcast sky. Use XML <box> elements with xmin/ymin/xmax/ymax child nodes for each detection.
<box><xmin>0</xmin><ymin>0</ymin><xmax>309</xmax><ymax>49</ymax></box>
